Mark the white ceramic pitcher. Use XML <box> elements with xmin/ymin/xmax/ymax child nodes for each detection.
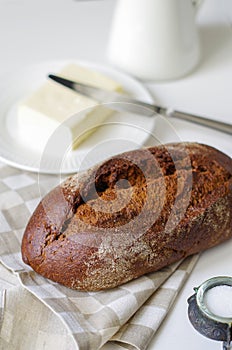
<box><xmin>107</xmin><ymin>0</ymin><xmax>204</xmax><ymax>81</ymax></box>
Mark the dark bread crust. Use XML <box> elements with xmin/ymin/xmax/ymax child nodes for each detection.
<box><xmin>21</xmin><ymin>143</ymin><xmax>232</xmax><ymax>290</ymax></box>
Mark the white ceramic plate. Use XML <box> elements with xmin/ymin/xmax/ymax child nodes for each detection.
<box><xmin>0</xmin><ymin>60</ymin><xmax>155</xmax><ymax>174</ymax></box>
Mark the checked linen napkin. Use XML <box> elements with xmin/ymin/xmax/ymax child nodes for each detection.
<box><xmin>0</xmin><ymin>163</ymin><xmax>199</xmax><ymax>350</ymax></box>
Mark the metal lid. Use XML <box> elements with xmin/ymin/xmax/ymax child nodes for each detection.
<box><xmin>196</xmin><ymin>276</ymin><xmax>232</xmax><ymax>325</ymax></box>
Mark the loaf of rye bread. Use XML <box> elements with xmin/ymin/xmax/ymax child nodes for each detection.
<box><xmin>21</xmin><ymin>143</ymin><xmax>232</xmax><ymax>291</ymax></box>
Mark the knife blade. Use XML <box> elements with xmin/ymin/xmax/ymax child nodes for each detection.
<box><xmin>48</xmin><ymin>74</ymin><xmax>232</xmax><ymax>135</ymax></box>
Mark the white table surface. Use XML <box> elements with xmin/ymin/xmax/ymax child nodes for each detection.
<box><xmin>0</xmin><ymin>0</ymin><xmax>232</xmax><ymax>349</ymax></box>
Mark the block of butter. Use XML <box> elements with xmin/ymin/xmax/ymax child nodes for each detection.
<box><xmin>17</xmin><ymin>63</ymin><xmax>122</xmax><ymax>152</ymax></box>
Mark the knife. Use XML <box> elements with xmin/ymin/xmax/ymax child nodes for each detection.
<box><xmin>48</xmin><ymin>74</ymin><xmax>232</xmax><ymax>135</ymax></box>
